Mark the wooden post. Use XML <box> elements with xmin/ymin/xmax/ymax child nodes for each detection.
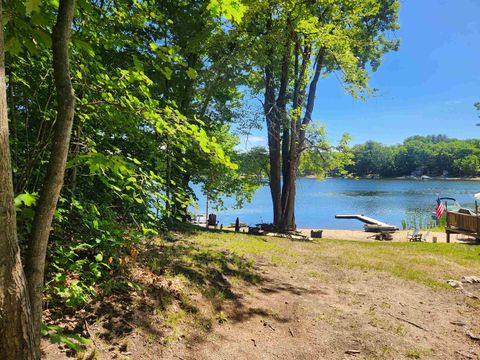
<box><xmin>446</xmin><ymin>231</ymin><xmax>450</xmax><ymax>243</ymax></box>
<box><xmin>205</xmin><ymin>193</ymin><xmax>209</xmax><ymax>225</ymax></box>
<box><xmin>477</xmin><ymin>213</ymin><xmax>480</xmax><ymax>240</ymax></box>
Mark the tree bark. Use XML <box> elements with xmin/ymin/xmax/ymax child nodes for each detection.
<box><xmin>278</xmin><ymin>42</ymin><xmax>310</xmax><ymax>231</ymax></box>
<box><xmin>300</xmin><ymin>47</ymin><xmax>325</xmax><ymax>146</ymax></box>
<box><xmin>264</xmin><ymin>14</ymin><xmax>282</xmax><ymax>225</ymax></box>
<box><xmin>278</xmin><ymin>23</ymin><xmax>293</xmax><ymax>221</ymax></box>
<box><xmin>0</xmin><ymin>2</ymin><xmax>37</xmax><ymax>357</ymax></box>
<box><xmin>26</xmin><ymin>0</ymin><xmax>76</xmax><ymax>350</ymax></box>
<box><xmin>276</xmin><ymin>46</ymin><xmax>324</xmax><ymax>231</ymax></box>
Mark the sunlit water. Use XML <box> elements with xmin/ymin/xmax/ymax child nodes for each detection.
<box><xmin>192</xmin><ymin>178</ymin><xmax>480</xmax><ymax>230</ymax></box>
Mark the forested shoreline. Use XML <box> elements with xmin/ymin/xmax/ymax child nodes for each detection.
<box><xmin>344</xmin><ymin>135</ymin><xmax>480</xmax><ymax>178</ymax></box>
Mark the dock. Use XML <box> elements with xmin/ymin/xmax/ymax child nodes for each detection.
<box><xmin>335</xmin><ymin>214</ymin><xmax>399</xmax><ymax>232</ymax></box>
<box><xmin>446</xmin><ymin>210</ymin><xmax>480</xmax><ymax>243</ymax></box>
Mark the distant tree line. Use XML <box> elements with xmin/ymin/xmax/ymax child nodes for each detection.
<box><xmin>345</xmin><ymin>135</ymin><xmax>480</xmax><ymax>178</ymax></box>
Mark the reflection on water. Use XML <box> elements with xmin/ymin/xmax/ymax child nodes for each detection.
<box><xmin>193</xmin><ymin>178</ymin><xmax>480</xmax><ymax>230</ymax></box>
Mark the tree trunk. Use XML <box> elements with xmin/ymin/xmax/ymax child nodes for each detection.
<box><xmin>277</xmin><ymin>46</ymin><xmax>324</xmax><ymax>232</ymax></box>
<box><xmin>300</xmin><ymin>48</ymin><xmax>325</xmax><ymax>146</ymax></box>
<box><xmin>264</xmin><ymin>15</ymin><xmax>282</xmax><ymax>225</ymax></box>
<box><xmin>0</xmin><ymin>2</ymin><xmax>37</xmax><ymax>357</ymax></box>
<box><xmin>278</xmin><ymin>25</ymin><xmax>293</xmax><ymax>224</ymax></box>
<box><xmin>25</xmin><ymin>0</ymin><xmax>76</xmax><ymax>350</ymax></box>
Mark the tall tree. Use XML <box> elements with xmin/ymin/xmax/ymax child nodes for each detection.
<box><xmin>25</xmin><ymin>0</ymin><xmax>77</xmax><ymax>349</ymax></box>
<box><xmin>240</xmin><ymin>0</ymin><xmax>399</xmax><ymax>231</ymax></box>
<box><xmin>0</xmin><ymin>0</ymin><xmax>37</xmax><ymax>357</ymax></box>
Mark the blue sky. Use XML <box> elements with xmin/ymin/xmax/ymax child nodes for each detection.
<box><xmin>239</xmin><ymin>0</ymin><xmax>480</xmax><ymax>149</ymax></box>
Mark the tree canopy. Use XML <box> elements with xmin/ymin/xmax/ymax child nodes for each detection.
<box><xmin>346</xmin><ymin>135</ymin><xmax>480</xmax><ymax>178</ymax></box>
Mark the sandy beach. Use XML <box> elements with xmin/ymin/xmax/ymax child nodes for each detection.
<box><xmin>222</xmin><ymin>226</ymin><xmax>478</xmax><ymax>243</ymax></box>
<box><xmin>298</xmin><ymin>228</ymin><xmax>479</xmax><ymax>244</ymax></box>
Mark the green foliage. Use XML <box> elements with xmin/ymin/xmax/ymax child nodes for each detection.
<box><xmin>7</xmin><ymin>0</ymin><xmax>258</xmax><ymax>313</ymax></box>
<box><xmin>46</xmin><ymin>242</ymin><xmax>106</xmax><ymax>308</ymax></box>
<box><xmin>348</xmin><ymin>135</ymin><xmax>480</xmax><ymax>177</ymax></box>
<box><xmin>41</xmin><ymin>324</ymin><xmax>91</xmax><ymax>353</ymax></box>
<box><xmin>14</xmin><ymin>192</ymin><xmax>37</xmax><ymax>209</ymax></box>
<box><xmin>238</xmin><ymin>0</ymin><xmax>399</xmax><ymax>98</ymax></box>
<box><xmin>299</xmin><ymin>125</ymin><xmax>354</xmax><ymax>178</ymax></box>
<box><xmin>195</xmin><ymin>127</ymin><xmax>264</xmax><ymax>211</ymax></box>
<box><xmin>453</xmin><ymin>154</ymin><xmax>480</xmax><ymax>177</ymax></box>
<box><xmin>208</xmin><ymin>0</ymin><xmax>246</xmax><ymax>24</ymax></box>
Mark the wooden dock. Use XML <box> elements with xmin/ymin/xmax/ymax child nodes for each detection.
<box><xmin>446</xmin><ymin>211</ymin><xmax>480</xmax><ymax>243</ymax></box>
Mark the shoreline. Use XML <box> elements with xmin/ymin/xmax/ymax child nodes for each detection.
<box><xmin>298</xmin><ymin>228</ymin><xmax>477</xmax><ymax>244</ymax></box>
<box><xmin>303</xmin><ymin>175</ymin><xmax>480</xmax><ymax>181</ymax></box>
<box><xmin>221</xmin><ymin>226</ymin><xmax>476</xmax><ymax>244</ymax></box>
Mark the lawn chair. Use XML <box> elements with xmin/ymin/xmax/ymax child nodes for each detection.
<box><xmin>407</xmin><ymin>229</ymin><xmax>421</xmax><ymax>242</ymax></box>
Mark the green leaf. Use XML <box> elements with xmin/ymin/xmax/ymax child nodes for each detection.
<box><xmin>160</xmin><ymin>67</ymin><xmax>173</xmax><ymax>80</ymax></box>
<box><xmin>186</xmin><ymin>67</ymin><xmax>198</xmax><ymax>80</ymax></box>
<box><xmin>25</xmin><ymin>0</ymin><xmax>42</xmax><ymax>16</ymax></box>
<box><xmin>95</xmin><ymin>253</ymin><xmax>103</xmax><ymax>262</ymax></box>
<box><xmin>5</xmin><ymin>37</ymin><xmax>22</xmax><ymax>56</ymax></box>
<box><xmin>15</xmin><ymin>192</ymin><xmax>37</xmax><ymax>208</ymax></box>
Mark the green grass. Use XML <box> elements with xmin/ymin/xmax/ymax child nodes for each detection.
<box><xmin>184</xmin><ymin>229</ymin><xmax>480</xmax><ymax>290</ymax></box>
<box><xmin>310</xmin><ymin>239</ymin><xmax>480</xmax><ymax>289</ymax></box>
<box><xmin>405</xmin><ymin>348</ymin><xmax>422</xmax><ymax>358</ymax></box>
<box><xmin>189</xmin><ymin>231</ymin><xmax>284</xmax><ymax>255</ymax></box>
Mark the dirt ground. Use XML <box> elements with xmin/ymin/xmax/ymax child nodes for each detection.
<box><xmin>43</xmin><ymin>232</ymin><xmax>480</xmax><ymax>360</ymax></box>
<box><xmin>165</xmin><ymin>251</ymin><xmax>480</xmax><ymax>359</ymax></box>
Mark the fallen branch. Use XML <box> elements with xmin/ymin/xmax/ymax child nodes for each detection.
<box><xmin>345</xmin><ymin>349</ymin><xmax>361</xmax><ymax>355</ymax></box>
<box><xmin>386</xmin><ymin>313</ymin><xmax>427</xmax><ymax>331</ymax></box>
<box><xmin>288</xmin><ymin>327</ymin><xmax>294</xmax><ymax>337</ymax></box>
<box><xmin>261</xmin><ymin>319</ymin><xmax>276</xmax><ymax>331</ymax></box>
<box><xmin>466</xmin><ymin>330</ymin><xmax>480</xmax><ymax>341</ymax></box>
<box><xmin>455</xmin><ymin>350</ymin><xmax>476</xmax><ymax>359</ymax></box>
<box><xmin>83</xmin><ymin>319</ymin><xmax>97</xmax><ymax>347</ymax></box>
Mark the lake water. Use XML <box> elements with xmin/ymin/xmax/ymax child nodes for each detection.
<box><xmin>192</xmin><ymin>178</ymin><xmax>480</xmax><ymax>230</ymax></box>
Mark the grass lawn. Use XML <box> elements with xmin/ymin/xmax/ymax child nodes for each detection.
<box><xmin>189</xmin><ymin>230</ymin><xmax>480</xmax><ymax>289</ymax></box>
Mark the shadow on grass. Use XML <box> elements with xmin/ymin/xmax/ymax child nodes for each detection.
<box><xmin>142</xmin><ymin>239</ymin><xmax>261</xmax><ymax>302</ymax></box>
<box><xmin>48</xmin><ymin>230</ymin><xmax>334</xmax><ymax>356</ymax></box>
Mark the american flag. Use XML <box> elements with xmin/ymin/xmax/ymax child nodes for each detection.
<box><xmin>436</xmin><ymin>198</ymin><xmax>445</xmax><ymax>219</ymax></box>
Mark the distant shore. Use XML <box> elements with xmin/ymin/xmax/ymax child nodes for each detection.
<box><xmin>303</xmin><ymin>175</ymin><xmax>480</xmax><ymax>181</ymax></box>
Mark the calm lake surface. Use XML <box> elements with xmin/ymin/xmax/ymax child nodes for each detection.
<box><xmin>193</xmin><ymin>178</ymin><xmax>480</xmax><ymax>230</ymax></box>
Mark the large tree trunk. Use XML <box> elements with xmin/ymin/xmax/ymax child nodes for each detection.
<box><xmin>264</xmin><ymin>15</ymin><xmax>282</xmax><ymax>225</ymax></box>
<box><xmin>276</xmin><ymin>47</ymin><xmax>324</xmax><ymax>232</ymax></box>
<box><xmin>278</xmin><ymin>24</ymin><xmax>293</xmax><ymax>227</ymax></box>
<box><xmin>25</xmin><ymin>0</ymin><xmax>76</xmax><ymax>350</ymax></box>
<box><xmin>0</xmin><ymin>3</ymin><xmax>37</xmax><ymax>358</ymax></box>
